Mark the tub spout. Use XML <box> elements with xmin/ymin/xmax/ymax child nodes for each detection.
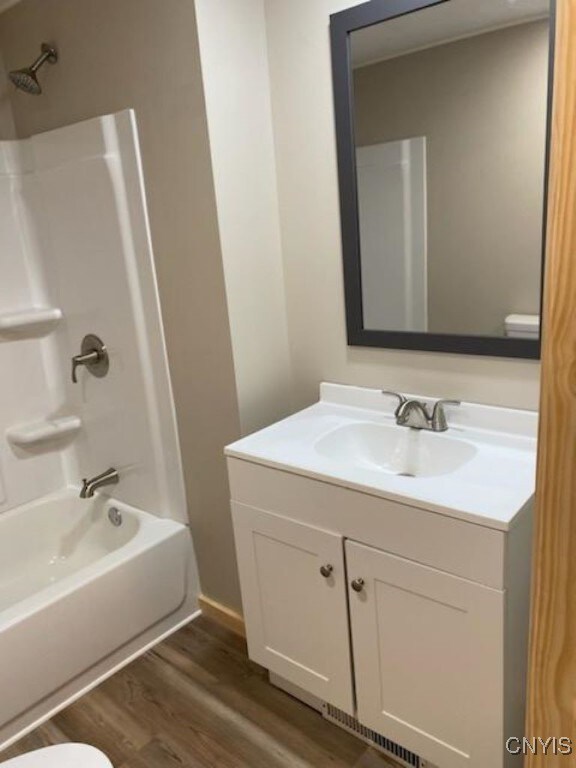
<box><xmin>80</xmin><ymin>467</ymin><xmax>119</xmax><ymax>499</ymax></box>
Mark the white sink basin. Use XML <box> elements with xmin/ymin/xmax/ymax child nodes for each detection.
<box><xmin>315</xmin><ymin>422</ymin><xmax>478</xmax><ymax>478</ymax></box>
<box><xmin>225</xmin><ymin>383</ymin><xmax>538</xmax><ymax>530</ymax></box>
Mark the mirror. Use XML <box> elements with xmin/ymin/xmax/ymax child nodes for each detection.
<box><xmin>331</xmin><ymin>0</ymin><xmax>554</xmax><ymax>358</ymax></box>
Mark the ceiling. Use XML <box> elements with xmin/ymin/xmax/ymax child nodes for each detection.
<box><xmin>351</xmin><ymin>0</ymin><xmax>550</xmax><ymax>68</ymax></box>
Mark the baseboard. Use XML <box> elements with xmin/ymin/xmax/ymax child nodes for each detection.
<box><xmin>198</xmin><ymin>594</ymin><xmax>246</xmax><ymax>637</ymax></box>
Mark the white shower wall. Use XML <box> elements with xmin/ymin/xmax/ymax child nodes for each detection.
<box><xmin>0</xmin><ymin>110</ymin><xmax>189</xmax><ymax>525</ymax></box>
<box><xmin>0</xmin><ymin>140</ymin><xmax>64</xmax><ymax>509</ymax></box>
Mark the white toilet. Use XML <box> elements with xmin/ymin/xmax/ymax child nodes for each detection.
<box><xmin>0</xmin><ymin>745</ymin><xmax>113</xmax><ymax>768</ymax></box>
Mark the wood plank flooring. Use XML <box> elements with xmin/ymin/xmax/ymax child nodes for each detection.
<box><xmin>1</xmin><ymin>617</ymin><xmax>399</xmax><ymax>768</ymax></box>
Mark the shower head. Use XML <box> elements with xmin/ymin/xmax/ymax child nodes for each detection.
<box><xmin>9</xmin><ymin>43</ymin><xmax>58</xmax><ymax>95</ymax></box>
<box><xmin>9</xmin><ymin>68</ymin><xmax>41</xmax><ymax>95</ymax></box>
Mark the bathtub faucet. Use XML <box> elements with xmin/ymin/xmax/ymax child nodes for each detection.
<box><xmin>80</xmin><ymin>467</ymin><xmax>119</xmax><ymax>499</ymax></box>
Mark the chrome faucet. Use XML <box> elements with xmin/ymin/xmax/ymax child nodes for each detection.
<box><xmin>382</xmin><ymin>391</ymin><xmax>461</xmax><ymax>432</ymax></box>
<box><xmin>80</xmin><ymin>467</ymin><xmax>119</xmax><ymax>499</ymax></box>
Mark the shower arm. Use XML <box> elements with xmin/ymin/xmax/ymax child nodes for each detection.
<box><xmin>30</xmin><ymin>51</ymin><xmax>51</xmax><ymax>73</ymax></box>
<box><xmin>30</xmin><ymin>44</ymin><xmax>57</xmax><ymax>73</ymax></box>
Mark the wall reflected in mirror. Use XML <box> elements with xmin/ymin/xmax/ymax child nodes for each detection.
<box><xmin>350</xmin><ymin>0</ymin><xmax>550</xmax><ymax>339</ymax></box>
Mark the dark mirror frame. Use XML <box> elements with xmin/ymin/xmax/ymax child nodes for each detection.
<box><xmin>330</xmin><ymin>0</ymin><xmax>556</xmax><ymax>359</ymax></box>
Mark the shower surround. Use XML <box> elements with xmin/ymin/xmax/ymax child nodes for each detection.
<box><xmin>0</xmin><ymin>110</ymin><xmax>199</xmax><ymax>749</ymax></box>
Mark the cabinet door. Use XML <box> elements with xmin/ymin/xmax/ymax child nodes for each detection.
<box><xmin>346</xmin><ymin>540</ymin><xmax>504</xmax><ymax>768</ymax></box>
<box><xmin>232</xmin><ymin>502</ymin><xmax>354</xmax><ymax>714</ymax></box>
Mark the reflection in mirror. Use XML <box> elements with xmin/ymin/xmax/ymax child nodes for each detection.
<box><xmin>345</xmin><ymin>0</ymin><xmax>551</xmax><ymax>343</ymax></box>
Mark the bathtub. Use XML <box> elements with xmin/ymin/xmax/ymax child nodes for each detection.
<box><xmin>0</xmin><ymin>490</ymin><xmax>191</xmax><ymax>729</ymax></box>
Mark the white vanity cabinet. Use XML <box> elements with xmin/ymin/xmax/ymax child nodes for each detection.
<box><xmin>228</xmin><ymin>458</ymin><xmax>532</xmax><ymax>768</ymax></box>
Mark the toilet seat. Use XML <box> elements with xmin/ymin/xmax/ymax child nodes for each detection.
<box><xmin>0</xmin><ymin>745</ymin><xmax>113</xmax><ymax>768</ymax></box>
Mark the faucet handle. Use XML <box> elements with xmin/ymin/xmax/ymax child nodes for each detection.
<box><xmin>435</xmin><ymin>399</ymin><xmax>461</xmax><ymax>409</ymax></box>
<box><xmin>381</xmin><ymin>390</ymin><xmax>408</xmax><ymax>415</ymax></box>
<box><xmin>71</xmin><ymin>334</ymin><xmax>109</xmax><ymax>384</ymax></box>
<box><xmin>72</xmin><ymin>351</ymin><xmax>100</xmax><ymax>384</ymax></box>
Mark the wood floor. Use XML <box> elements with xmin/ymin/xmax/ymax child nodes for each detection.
<box><xmin>2</xmin><ymin>616</ymin><xmax>399</xmax><ymax>768</ymax></box>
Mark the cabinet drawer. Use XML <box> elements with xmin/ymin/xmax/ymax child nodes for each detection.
<box><xmin>228</xmin><ymin>459</ymin><xmax>507</xmax><ymax>588</ymax></box>
<box><xmin>231</xmin><ymin>503</ymin><xmax>355</xmax><ymax>714</ymax></box>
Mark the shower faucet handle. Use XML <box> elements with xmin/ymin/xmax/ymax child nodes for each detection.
<box><xmin>71</xmin><ymin>334</ymin><xmax>109</xmax><ymax>384</ymax></box>
<box><xmin>72</xmin><ymin>350</ymin><xmax>100</xmax><ymax>384</ymax></box>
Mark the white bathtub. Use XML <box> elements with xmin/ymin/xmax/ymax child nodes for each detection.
<box><xmin>0</xmin><ymin>490</ymin><xmax>191</xmax><ymax>729</ymax></box>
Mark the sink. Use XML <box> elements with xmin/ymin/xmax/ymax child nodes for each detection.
<box><xmin>315</xmin><ymin>422</ymin><xmax>478</xmax><ymax>478</ymax></box>
<box><xmin>225</xmin><ymin>383</ymin><xmax>538</xmax><ymax>530</ymax></box>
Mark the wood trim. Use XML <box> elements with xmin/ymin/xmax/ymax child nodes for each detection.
<box><xmin>526</xmin><ymin>1</ymin><xmax>576</xmax><ymax>759</ymax></box>
<box><xmin>198</xmin><ymin>594</ymin><xmax>246</xmax><ymax>638</ymax></box>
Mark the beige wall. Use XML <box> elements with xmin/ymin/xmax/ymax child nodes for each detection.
<box><xmin>264</xmin><ymin>0</ymin><xmax>540</xmax><ymax>412</ymax></box>
<box><xmin>354</xmin><ymin>20</ymin><xmax>549</xmax><ymax>336</ymax></box>
<box><xmin>195</xmin><ymin>0</ymin><xmax>294</xmax><ymax>436</ymax></box>
<box><xmin>0</xmin><ymin>0</ymin><xmax>243</xmax><ymax>611</ymax></box>
<box><xmin>0</xmin><ymin>48</ymin><xmax>15</xmax><ymax>138</ymax></box>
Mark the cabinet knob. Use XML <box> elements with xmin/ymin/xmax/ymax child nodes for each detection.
<box><xmin>320</xmin><ymin>564</ymin><xmax>334</xmax><ymax>578</ymax></box>
<box><xmin>351</xmin><ymin>578</ymin><xmax>365</xmax><ymax>593</ymax></box>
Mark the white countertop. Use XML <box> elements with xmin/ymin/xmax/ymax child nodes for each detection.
<box><xmin>225</xmin><ymin>383</ymin><xmax>538</xmax><ymax>531</ymax></box>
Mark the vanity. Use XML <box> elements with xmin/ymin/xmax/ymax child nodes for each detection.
<box><xmin>225</xmin><ymin>0</ymin><xmax>550</xmax><ymax>760</ymax></box>
<box><xmin>225</xmin><ymin>384</ymin><xmax>537</xmax><ymax>768</ymax></box>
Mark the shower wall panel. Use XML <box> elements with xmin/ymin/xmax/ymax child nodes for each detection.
<box><xmin>0</xmin><ymin>140</ymin><xmax>66</xmax><ymax>512</ymax></box>
<box><xmin>0</xmin><ymin>111</ymin><xmax>191</xmax><ymax>527</ymax></box>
